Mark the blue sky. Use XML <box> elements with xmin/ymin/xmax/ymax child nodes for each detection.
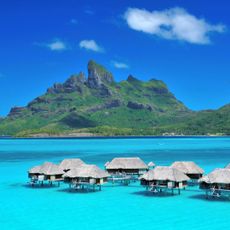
<box><xmin>0</xmin><ymin>0</ymin><xmax>229</xmax><ymax>116</ymax></box>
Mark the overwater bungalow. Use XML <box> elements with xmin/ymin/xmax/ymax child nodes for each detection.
<box><xmin>63</xmin><ymin>164</ymin><xmax>110</xmax><ymax>191</ymax></box>
<box><xmin>171</xmin><ymin>161</ymin><xmax>204</xmax><ymax>181</ymax></box>
<box><xmin>28</xmin><ymin>165</ymin><xmax>42</xmax><ymax>180</ymax></box>
<box><xmin>140</xmin><ymin>166</ymin><xmax>190</xmax><ymax>195</ymax></box>
<box><xmin>28</xmin><ymin>162</ymin><xmax>64</xmax><ymax>186</ymax></box>
<box><xmin>106</xmin><ymin>157</ymin><xmax>148</xmax><ymax>175</ymax></box>
<box><xmin>105</xmin><ymin>157</ymin><xmax>148</xmax><ymax>184</ymax></box>
<box><xmin>59</xmin><ymin>158</ymin><xmax>85</xmax><ymax>172</ymax></box>
<box><xmin>199</xmin><ymin>168</ymin><xmax>230</xmax><ymax>198</ymax></box>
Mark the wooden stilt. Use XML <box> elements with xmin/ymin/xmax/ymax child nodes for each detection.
<box><xmin>205</xmin><ymin>190</ymin><xmax>208</xmax><ymax>199</ymax></box>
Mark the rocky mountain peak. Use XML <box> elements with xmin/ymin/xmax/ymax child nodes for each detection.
<box><xmin>64</xmin><ymin>72</ymin><xmax>86</xmax><ymax>87</ymax></box>
<box><xmin>8</xmin><ymin>106</ymin><xmax>26</xmax><ymax>117</ymax></box>
<box><xmin>46</xmin><ymin>72</ymin><xmax>86</xmax><ymax>94</ymax></box>
<box><xmin>127</xmin><ymin>75</ymin><xmax>140</xmax><ymax>83</ymax></box>
<box><xmin>87</xmin><ymin>60</ymin><xmax>114</xmax><ymax>88</ymax></box>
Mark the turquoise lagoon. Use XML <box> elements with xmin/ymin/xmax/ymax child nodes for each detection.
<box><xmin>0</xmin><ymin>137</ymin><xmax>230</xmax><ymax>230</ymax></box>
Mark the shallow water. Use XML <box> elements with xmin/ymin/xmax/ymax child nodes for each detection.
<box><xmin>0</xmin><ymin>137</ymin><xmax>230</xmax><ymax>230</ymax></box>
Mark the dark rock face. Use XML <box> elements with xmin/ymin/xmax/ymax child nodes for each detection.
<box><xmin>53</xmin><ymin>96</ymin><xmax>74</xmax><ymax>102</ymax></box>
<box><xmin>102</xmin><ymin>72</ymin><xmax>114</xmax><ymax>83</ymax></box>
<box><xmin>127</xmin><ymin>75</ymin><xmax>140</xmax><ymax>83</ymax></box>
<box><xmin>87</xmin><ymin>68</ymin><xmax>102</xmax><ymax>89</ymax></box>
<box><xmin>8</xmin><ymin>107</ymin><xmax>26</xmax><ymax>117</ymax></box>
<box><xmin>47</xmin><ymin>83</ymin><xmax>63</xmax><ymax>94</ymax></box>
<box><xmin>148</xmin><ymin>86</ymin><xmax>169</xmax><ymax>95</ymax></box>
<box><xmin>46</xmin><ymin>61</ymin><xmax>115</xmax><ymax>96</ymax></box>
<box><xmin>63</xmin><ymin>72</ymin><xmax>86</xmax><ymax>93</ymax></box>
<box><xmin>87</xmin><ymin>60</ymin><xmax>114</xmax><ymax>89</ymax></box>
<box><xmin>28</xmin><ymin>97</ymin><xmax>51</xmax><ymax>107</ymax></box>
<box><xmin>47</xmin><ymin>72</ymin><xmax>86</xmax><ymax>94</ymax></box>
<box><xmin>98</xmin><ymin>84</ymin><xmax>112</xmax><ymax>97</ymax></box>
<box><xmin>87</xmin><ymin>99</ymin><xmax>122</xmax><ymax>113</ymax></box>
<box><xmin>127</xmin><ymin>101</ymin><xmax>153</xmax><ymax>111</ymax></box>
<box><xmin>30</xmin><ymin>107</ymin><xmax>49</xmax><ymax>113</ymax></box>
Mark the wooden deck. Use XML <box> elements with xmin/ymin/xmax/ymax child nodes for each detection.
<box><xmin>29</xmin><ymin>178</ymin><xmax>63</xmax><ymax>187</ymax></box>
<box><xmin>69</xmin><ymin>181</ymin><xmax>102</xmax><ymax>191</ymax></box>
<box><xmin>145</xmin><ymin>184</ymin><xmax>186</xmax><ymax>195</ymax></box>
<box><xmin>204</xmin><ymin>188</ymin><xmax>230</xmax><ymax>199</ymax></box>
<box><xmin>108</xmin><ymin>174</ymin><xmax>138</xmax><ymax>185</ymax></box>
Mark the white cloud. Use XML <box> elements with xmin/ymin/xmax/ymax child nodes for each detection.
<box><xmin>79</xmin><ymin>40</ymin><xmax>104</xmax><ymax>52</ymax></box>
<box><xmin>34</xmin><ymin>40</ymin><xmax>69</xmax><ymax>51</ymax></box>
<box><xmin>112</xmin><ymin>61</ymin><xmax>129</xmax><ymax>69</ymax></box>
<box><xmin>124</xmin><ymin>7</ymin><xmax>225</xmax><ymax>44</ymax></box>
<box><xmin>46</xmin><ymin>40</ymin><xmax>67</xmax><ymax>51</ymax></box>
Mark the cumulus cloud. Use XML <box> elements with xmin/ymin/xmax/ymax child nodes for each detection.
<box><xmin>46</xmin><ymin>40</ymin><xmax>67</xmax><ymax>51</ymax></box>
<box><xmin>112</xmin><ymin>61</ymin><xmax>129</xmax><ymax>69</ymax></box>
<box><xmin>124</xmin><ymin>7</ymin><xmax>225</xmax><ymax>44</ymax></box>
<box><xmin>35</xmin><ymin>40</ymin><xmax>68</xmax><ymax>51</ymax></box>
<box><xmin>79</xmin><ymin>40</ymin><xmax>104</xmax><ymax>52</ymax></box>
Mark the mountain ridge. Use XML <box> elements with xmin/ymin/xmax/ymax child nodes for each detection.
<box><xmin>0</xmin><ymin>60</ymin><xmax>229</xmax><ymax>137</ymax></box>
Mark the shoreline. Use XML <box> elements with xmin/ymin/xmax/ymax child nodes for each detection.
<box><xmin>0</xmin><ymin>134</ymin><xmax>229</xmax><ymax>139</ymax></box>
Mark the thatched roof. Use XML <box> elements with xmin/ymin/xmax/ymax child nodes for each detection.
<box><xmin>29</xmin><ymin>165</ymin><xmax>41</xmax><ymax>174</ymax></box>
<box><xmin>59</xmin><ymin>158</ymin><xmax>85</xmax><ymax>171</ymax></box>
<box><xmin>225</xmin><ymin>163</ymin><xmax>230</xmax><ymax>169</ymax></box>
<box><xmin>106</xmin><ymin>157</ymin><xmax>148</xmax><ymax>170</ymax></box>
<box><xmin>39</xmin><ymin>162</ymin><xmax>64</xmax><ymax>175</ymax></box>
<box><xmin>63</xmin><ymin>164</ymin><xmax>110</xmax><ymax>179</ymax></box>
<box><xmin>199</xmin><ymin>168</ymin><xmax>230</xmax><ymax>184</ymax></box>
<box><xmin>140</xmin><ymin>166</ymin><xmax>190</xmax><ymax>182</ymax></box>
<box><xmin>148</xmin><ymin>161</ymin><xmax>155</xmax><ymax>167</ymax></box>
<box><xmin>171</xmin><ymin>161</ymin><xmax>204</xmax><ymax>174</ymax></box>
<box><xmin>29</xmin><ymin>162</ymin><xmax>64</xmax><ymax>175</ymax></box>
<box><xmin>104</xmin><ymin>161</ymin><xmax>110</xmax><ymax>167</ymax></box>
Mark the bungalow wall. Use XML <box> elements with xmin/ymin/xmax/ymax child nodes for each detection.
<box><xmin>46</xmin><ymin>174</ymin><xmax>63</xmax><ymax>181</ymax></box>
<box><xmin>141</xmin><ymin>179</ymin><xmax>187</xmax><ymax>188</ymax></box>
<box><xmin>200</xmin><ymin>182</ymin><xmax>230</xmax><ymax>190</ymax></box>
<box><xmin>65</xmin><ymin>177</ymin><xmax>107</xmax><ymax>185</ymax></box>
<box><xmin>107</xmin><ymin>168</ymin><xmax>146</xmax><ymax>175</ymax></box>
<box><xmin>29</xmin><ymin>173</ymin><xmax>63</xmax><ymax>181</ymax></box>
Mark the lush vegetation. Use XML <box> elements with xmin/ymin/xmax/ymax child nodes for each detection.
<box><xmin>0</xmin><ymin>60</ymin><xmax>229</xmax><ymax>137</ymax></box>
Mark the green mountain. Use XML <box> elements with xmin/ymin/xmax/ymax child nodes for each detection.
<box><xmin>0</xmin><ymin>60</ymin><xmax>229</xmax><ymax>137</ymax></box>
